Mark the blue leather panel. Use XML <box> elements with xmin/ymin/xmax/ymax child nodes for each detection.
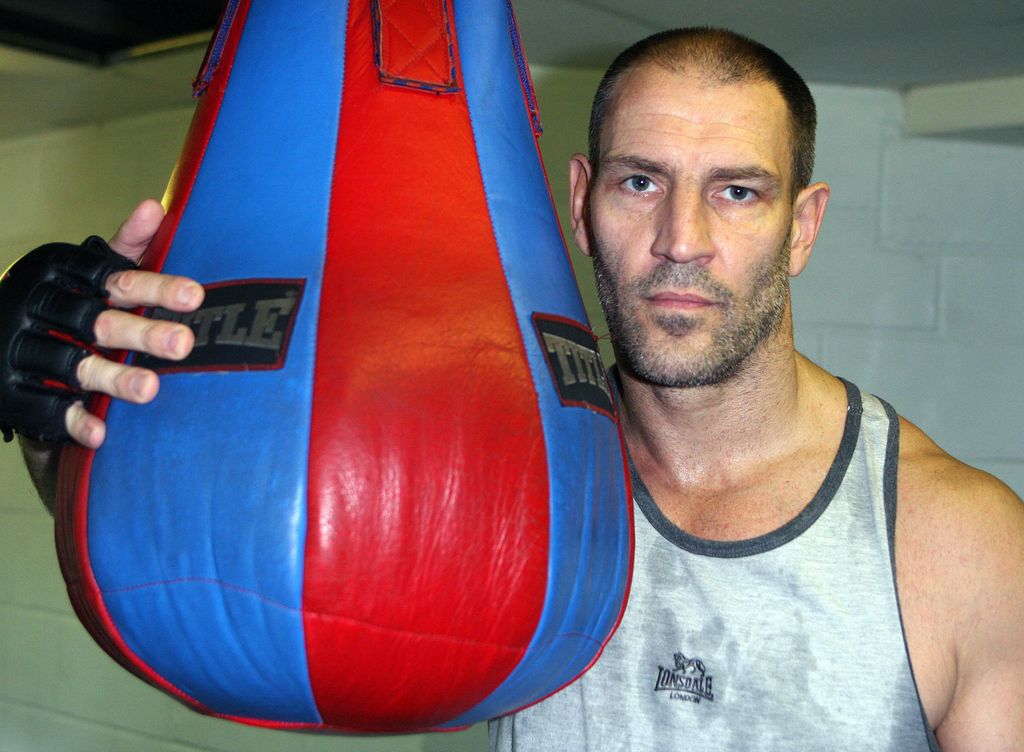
<box><xmin>446</xmin><ymin>0</ymin><xmax>632</xmax><ymax>726</ymax></box>
<box><xmin>88</xmin><ymin>0</ymin><xmax>349</xmax><ymax>722</ymax></box>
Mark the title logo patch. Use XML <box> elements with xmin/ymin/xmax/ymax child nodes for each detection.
<box><xmin>533</xmin><ymin>313</ymin><xmax>616</xmax><ymax>419</ymax></box>
<box><xmin>135</xmin><ymin>279</ymin><xmax>304</xmax><ymax>373</ymax></box>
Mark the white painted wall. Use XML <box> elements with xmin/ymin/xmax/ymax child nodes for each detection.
<box><xmin>1</xmin><ymin>67</ymin><xmax>1020</xmax><ymax>751</ymax></box>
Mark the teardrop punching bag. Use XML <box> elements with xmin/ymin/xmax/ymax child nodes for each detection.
<box><xmin>55</xmin><ymin>0</ymin><xmax>632</xmax><ymax>734</ymax></box>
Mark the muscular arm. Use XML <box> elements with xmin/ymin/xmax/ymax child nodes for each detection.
<box><xmin>935</xmin><ymin>474</ymin><xmax>1024</xmax><ymax>751</ymax></box>
<box><xmin>897</xmin><ymin>418</ymin><xmax>1024</xmax><ymax>750</ymax></box>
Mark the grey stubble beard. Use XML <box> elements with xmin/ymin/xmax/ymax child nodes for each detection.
<box><xmin>592</xmin><ymin>230</ymin><xmax>792</xmax><ymax>389</ymax></box>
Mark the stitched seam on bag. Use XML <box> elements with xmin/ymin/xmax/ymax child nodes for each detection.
<box><xmin>373</xmin><ymin>0</ymin><xmax>458</xmax><ymax>93</ymax></box>
<box><xmin>103</xmin><ymin>578</ymin><xmax>541</xmax><ymax>651</ymax></box>
<box><xmin>382</xmin><ymin>0</ymin><xmax>446</xmax><ymax>80</ymax></box>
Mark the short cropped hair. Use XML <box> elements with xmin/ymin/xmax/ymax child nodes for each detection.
<box><xmin>588</xmin><ymin>27</ymin><xmax>817</xmax><ymax>193</ymax></box>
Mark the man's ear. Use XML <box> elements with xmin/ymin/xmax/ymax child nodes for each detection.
<box><xmin>569</xmin><ymin>153</ymin><xmax>595</xmax><ymax>257</ymax></box>
<box><xmin>787</xmin><ymin>181</ymin><xmax>830</xmax><ymax>277</ymax></box>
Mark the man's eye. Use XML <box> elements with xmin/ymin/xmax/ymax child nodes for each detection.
<box><xmin>725</xmin><ymin>185</ymin><xmax>755</xmax><ymax>202</ymax></box>
<box><xmin>626</xmin><ymin>175</ymin><xmax>655</xmax><ymax>193</ymax></box>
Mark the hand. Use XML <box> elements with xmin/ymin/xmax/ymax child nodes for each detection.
<box><xmin>66</xmin><ymin>199</ymin><xmax>204</xmax><ymax>447</ymax></box>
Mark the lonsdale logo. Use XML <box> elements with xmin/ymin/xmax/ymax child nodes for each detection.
<box><xmin>654</xmin><ymin>652</ymin><xmax>715</xmax><ymax>704</ymax></box>
<box><xmin>533</xmin><ymin>313</ymin><xmax>616</xmax><ymax>419</ymax></box>
<box><xmin>135</xmin><ymin>279</ymin><xmax>305</xmax><ymax>372</ymax></box>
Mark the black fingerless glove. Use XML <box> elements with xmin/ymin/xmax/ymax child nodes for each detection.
<box><xmin>0</xmin><ymin>236</ymin><xmax>135</xmax><ymax>442</ymax></box>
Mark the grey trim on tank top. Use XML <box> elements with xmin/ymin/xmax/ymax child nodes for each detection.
<box><xmin>629</xmin><ymin>377</ymin><xmax>863</xmax><ymax>559</ymax></box>
<box><xmin>878</xmin><ymin>396</ymin><xmax>943</xmax><ymax>752</ymax></box>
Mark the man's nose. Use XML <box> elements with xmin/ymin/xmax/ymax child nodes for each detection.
<box><xmin>650</xmin><ymin>188</ymin><xmax>714</xmax><ymax>265</ymax></box>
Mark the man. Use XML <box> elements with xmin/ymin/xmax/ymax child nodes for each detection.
<box><xmin>14</xmin><ymin>27</ymin><xmax>1024</xmax><ymax>751</ymax></box>
<box><xmin>488</xmin><ymin>28</ymin><xmax>1024</xmax><ymax>751</ymax></box>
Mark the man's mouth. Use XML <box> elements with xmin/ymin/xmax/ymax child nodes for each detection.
<box><xmin>646</xmin><ymin>291</ymin><xmax>719</xmax><ymax>309</ymax></box>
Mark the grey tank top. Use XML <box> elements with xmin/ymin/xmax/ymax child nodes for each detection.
<box><xmin>490</xmin><ymin>381</ymin><xmax>940</xmax><ymax>751</ymax></box>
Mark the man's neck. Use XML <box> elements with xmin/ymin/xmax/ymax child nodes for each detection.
<box><xmin>615</xmin><ymin>330</ymin><xmax>847</xmax><ymax>538</ymax></box>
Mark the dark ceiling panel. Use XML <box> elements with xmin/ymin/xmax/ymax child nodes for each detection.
<box><xmin>0</xmin><ymin>0</ymin><xmax>225</xmax><ymax>64</ymax></box>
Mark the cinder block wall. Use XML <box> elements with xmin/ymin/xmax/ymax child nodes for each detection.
<box><xmin>799</xmin><ymin>86</ymin><xmax>1023</xmax><ymax>495</ymax></box>
<box><xmin>1</xmin><ymin>69</ymin><xmax>1020</xmax><ymax>751</ymax></box>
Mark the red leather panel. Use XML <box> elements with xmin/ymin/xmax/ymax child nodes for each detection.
<box><xmin>302</xmin><ymin>1</ymin><xmax>549</xmax><ymax>731</ymax></box>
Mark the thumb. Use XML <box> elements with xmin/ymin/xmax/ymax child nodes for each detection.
<box><xmin>108</xmin><ymin>199</ymin><xmax>165</xmax><ymax>263</ymax></box>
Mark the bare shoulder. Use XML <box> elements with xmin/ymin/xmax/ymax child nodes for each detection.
<box><xmin>896</xmin><ymin>415</ymin><xmax>1023</xmax><ymax>554</ymax></box>
<box><xmin>894</xmin><ymin>414</ymin><xmax>1024</xmax><ymax>749</ymax></box>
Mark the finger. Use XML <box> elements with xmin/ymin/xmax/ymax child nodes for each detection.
<box><xmin>65</xmin><ymin>402</ymin><xmax>106</xmax><ymax>449</ymax></box>
<box><xmin>76</xmin><ymin>354</ymin><xmax>160</xmax><ymax>404</ymax></box>
<box><xmin>93</xmin><ymin>309</ymin><xmax>195</xmax><ymax>360</ymax></box>
<box><xmin>107</xmin><ymin>199</ymin><xmax>165</xmax><ymax>263</ymax></box>
<box><xmin>105</xmin><ymin>268</ymin><xmax>204</xmax><ymax>312</ymax></box>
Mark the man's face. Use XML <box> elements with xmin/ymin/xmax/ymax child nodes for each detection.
<box><xmin>573</xmin><ymin>64</ymin><xmax>801</xmax><ymax>388</ymax></box>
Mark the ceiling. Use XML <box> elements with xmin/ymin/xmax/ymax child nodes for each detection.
<box><xmin>0</xmin><ymin>0</ymin><xmax>224</xmax><ymax>64</ymax></box>
<box><xmin>2</xmin><ymin>0</ymin><xmax>1024</xmax><ymax>141</ymax></box>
